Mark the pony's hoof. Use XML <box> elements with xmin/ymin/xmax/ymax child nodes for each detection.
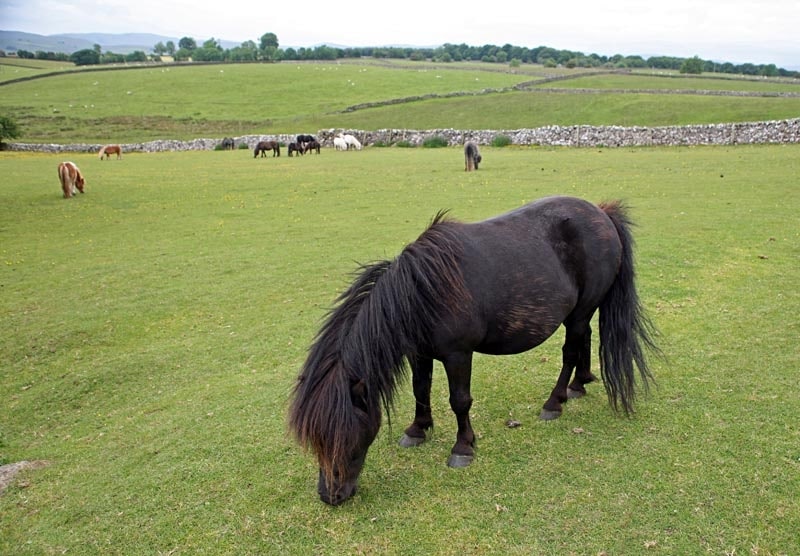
<box><xmin>539</xmin><ymin>408</ymin><xmax>562</xmax><ymax>421</ymax></box>
<box><xmin>567</xmin><ymin>387</ymin><xmax>585</xmax><ymax>399</ymax></box>
<box><xmin>398</xmin><ymin>433</ymin><xmax>426</xmax><ymax>448</ymax></box>
<box><xmin>447</xmin><ymin>454</ymin><xmax>474</xmax><ymax>468</ymax></box>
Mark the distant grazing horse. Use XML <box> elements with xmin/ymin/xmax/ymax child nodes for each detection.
<box><xmin>288</xmin><ymin>142</ymin><xmax>303</xmax><ymax>157</ymax></box>
<box><xmin>99</xmin><ymin>144</ymin><xmax>122</xmax><ymax>160</ymax></box>
<box><xmin>303</xmin><ymin>140</ymin><xmax>321</xmax><ymax>154</ymax></box>
<box><xmin>254</xmin><ymin>140</ymin><xmax>281</xmax><ymax>158</ymax></box>
<box><xmin>464</xmin><ymin>141</ymin><xmax>481</xmax><ymax>171</ymax></box>
<box><xmin>289</xmin><ymin>196</ymin><xmax>659</xmax><ymax>505</ymax></box>
<box><xmin>58</xmin><ymin>161</ymin><xmax>85</xmax><ymax>198</ymax></box>
<box><xmin>333</xmin><ymin>137</ymin><xmax>348</xmax><ymax>151</ymax></box>
<box><xmin>342</xmin><ymin>133</ymin><xmax>362</xmax><ymax>150</ymax></box>
<box><xmin>221</xmin><ymin>137</ymin><xmax>235</xmax><ymax>150</ymax></box>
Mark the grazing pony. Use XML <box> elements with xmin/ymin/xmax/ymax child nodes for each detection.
<box><xmin>333</xmin><ymin>137</ymin><xmax>348</xmax><ymax>151</ymax></box>
<box><xmin>58</xmin><ymin>161</ymin><xmax>85</xmax><ymax>198</ymax></box>
<box><xmin>99</xmin><ymin>144</ymin><xmax>122</xmax><ymax>160</ymax></box>
<box><xmin>464</xmin><ymin>141</ymin><xmax>481</xmax><ymax>171</ymax></box>
<box><xmin>221</xmin><ymin>137</ymin><xmax>235</xmax><ymax>150</ymax></box>
<box><xmin>303</xmin><ymin>140</ymin><xmax>321</xmax><ymax>154</ymax></box>
<box><xmin>289</xmin><ymin>196</ymin><xmax>659</xmax><ymax>505</ymax></box>
<box><xmin>254</xmin><ymin>140</ymin><xmax>281</xmax><ymax>158</ymax></box>
<box><xmin>288</xmin><ymin>142</ymin><xmax>303</xmax><ymax>157</ymax></box>
<box><xmin>342</xmin><ymin>133</ymin><xmax>362</xmax><ymax>150</ymax></box>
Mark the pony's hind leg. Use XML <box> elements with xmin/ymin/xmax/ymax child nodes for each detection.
<box><xmin>399</xmin><ymin>355</ymin><xmax>434</xmax><ymax>447</ymax></box>
<box><xmin>540</xmin><ymin>320</ymin><xmax>590</xmax><ymax>420</ymax></box>
<box><xmin>567</xmin><ymin>323</ymin><xmax>598</xmax><ymax>399</ymax></box>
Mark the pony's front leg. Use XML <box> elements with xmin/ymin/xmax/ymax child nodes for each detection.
<box><xmin>399</xmin><ymin>355</ymin><xmax>434</xmax><ymax>447</ymax></box>
<box><xmin>443</xmin><ymin>351</ymin><xmax>475</xmax><ymax>468</ymax></box>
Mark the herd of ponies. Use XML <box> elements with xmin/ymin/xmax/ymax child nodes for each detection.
<box><xmin>58</xmin><ymin>135</ymin><xmax>483</xmax><ymax>198</ymax></box>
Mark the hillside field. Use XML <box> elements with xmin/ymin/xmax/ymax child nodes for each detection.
<box><xmin>1</xmin><ymin>59</ymin><xmax>800</xmax><ymax>143</ymax></box>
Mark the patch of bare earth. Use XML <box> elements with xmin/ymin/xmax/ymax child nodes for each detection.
<box><xmin>0</xmin><ymin>460</ymin><xmax>50</xmax><ymax>493</ymax></box>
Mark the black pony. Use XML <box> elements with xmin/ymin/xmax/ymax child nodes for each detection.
<box><xmin>464</xmin><ymin>141</ymin><xmax>481</xmax><ymax>171</ymax></box>
<box><xmin>288</xmin><ymin>142</ymin><xmax>303</xmax><ymax>157</ymax></box>
<box><xmin>221</xmin><ymin>137</ymin><xmax>235</xmax><ymax>150</ymax></box>
<box><xmin>289</xmin><ymin>196</ymin><xmax>658</xmax><ymax>505</ymax></box>
<box><xmin>253</xmin><ymin>140</ymin><xmax>280</xmax><ymax>158</ymax></box>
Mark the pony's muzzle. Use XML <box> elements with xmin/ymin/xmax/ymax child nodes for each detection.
<box><xmin>317</xmin><ymin>469</ymin><xmax>357</xmax><ymax>506</ymax></box>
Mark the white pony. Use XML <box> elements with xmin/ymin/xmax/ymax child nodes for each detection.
<box><xmin>342</xmin><ymin>134</ymin><xmax>362</xmax><ymax>150</ymax></box>
<box><xmin>333</xmin><ymin>136</ymin><xmax>348</xmax><ymax>151</ymax></box>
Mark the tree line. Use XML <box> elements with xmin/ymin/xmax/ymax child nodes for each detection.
<box><xmin>8</xmin><ymin>32</ymin><xmax>798</xmax><ymax>79</ymax></box>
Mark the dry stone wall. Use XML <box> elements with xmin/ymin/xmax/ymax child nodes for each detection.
<box><xmin>6</xmin><ymin>119</ymin><xmax>800</xmax><ymax>153</ymax></box>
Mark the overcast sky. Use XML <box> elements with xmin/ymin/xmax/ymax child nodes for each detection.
<box><xmin>2</xmin><ymin>0</ymin><xmax>798</xmax><ymax>69</ymax></box>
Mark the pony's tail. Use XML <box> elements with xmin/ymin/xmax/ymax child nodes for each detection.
<box><xmin>98</xmin><ymin>146</ymin><xmax>106</xmax><ymax>159</ymax></box>
<box><xmin>598</xmin><ymin>200</ymin><xmax>659</xmax><ymax>415</ymax></box>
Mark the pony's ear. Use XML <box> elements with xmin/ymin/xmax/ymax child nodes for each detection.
<box><xmin>350</xmin><ymin>380</ymin><xmax>368</xmax><ymax>412</ymax></box>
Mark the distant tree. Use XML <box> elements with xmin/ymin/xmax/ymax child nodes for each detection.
<box><xmin>258</xmin><ymin>33</ymin><xmax>279</xmax><ymax>61</ymax></box>
<box><xmin>680</xmin><ymin>55</ymin><xmax>704</xmax><ymax>74</ymax></box>
<box><xmin>70</xmin><ymin>48</ymin><xmax>100</xmax><ymax>66</ymax></box>
<box><xmin>101</xmin><ymin>52</ymin><xmax>125</xmax><ymax>64</ymax></box>
<box><xmin>16</xmin><ymin>49</ymin><xmax>34</xmax><ymax>59</ymax></box>
<box><xmin>192</xmin><ymin>47</ymin><xmax>223</xmax><ymax>62</ymax></box>
<box><xmin>178</xmin><ymin>37</ymin><xmax>197</xmax><ymax>51</ymax></box>
<box><xmin>166</xmin><ymin>41</ymin><xmax>176</xmax><ymax>56</ymax></box>
<box><xmin>0</xmin><ymin>115</ymin><xmax>21</xmax><ymax>147</ymax></box>
<box><xmin>760</xmin><ymin>64</ymin><xmax>778</xmax><ymax>77</ymax></box>
<box><xmin>260</xmin><ymin>32</ymin><xmax>279</xmax><ymax>50</ymax></box>
<box><xmin>193</xmin><ymin>39</ymin><xmax>224</xmax><ymax>62</ymax></box>
<box><xmin>229</xmin><ymin>40</ymin><xmax>258</xmax><ymax>62</ymax></box>
<box><xmin>739</xmin><ymin>63</ymin><xmax>758</xmax><ymax>75</ymax></box>
<box><xmin>174</xmin><ymin>48</ymin><xmax>192</xmax><ymax>62</ymax></box>
<box><xmin>125</xmin><ymin>51</ymin><xmax>148</xmax><ymax>63</ymax></box>
<box><xmin>623</xmin><ymin>55</ymin><xmax>646</xmax><ymax>68</ymax></box>
<box><xmin>203</xmin><ymin>38</ymin><xmax>222</xmax><ymax>51</ymax></box>
<box><xmin>312</xmin><ymin>45</ymin><xmax>337</xmax><ymax>60</ymax></box>
<box><xmin>153</xmin><ymin>41</ymin><xmax>166</xmax><ymax>55</ymax></box>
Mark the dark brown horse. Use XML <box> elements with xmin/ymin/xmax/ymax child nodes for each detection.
<box><xmin>289</xmin><ymin>196</ymin><xmax>658</xmax><ymax>505</ymax></box>
<box><xmin>254</xmin><ymin>140</ymin><xmax>280</xmax><ymax>158</ymax></box>
<box><xmin>288</xmin><ymin>142</ymin><xmax>303</xmax><ymax>157</ymax></box>
<box><xmin>302</xmin><ymin>140</ymin><xmax>321</xmax><ymax>154</ymax></box>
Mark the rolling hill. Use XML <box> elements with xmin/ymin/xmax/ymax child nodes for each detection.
<box><xmin>0</xmin><ymin>30</ymin><xmax>240</xmax><ymax>55</ymax></box>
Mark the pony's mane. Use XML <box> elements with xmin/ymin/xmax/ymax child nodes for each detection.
<box><xmin>288</xmin><ymin>211</ymin><xmax>470</xmax><ymax>477</ymax></box>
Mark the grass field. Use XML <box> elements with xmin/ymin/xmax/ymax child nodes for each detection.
<box><xmin>2</xmin><ymin>60</ymin><xmax>799</xmax><ymax>142</ymax></box>
<box><xmin>1</xmin><ymin>144</ymin><xmax>798</xmax><ymax>554</ymax></box>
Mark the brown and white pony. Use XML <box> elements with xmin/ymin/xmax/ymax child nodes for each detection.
<box><xmin>58</xmin><ymin>162</ymin><xmax>85</xmax><ymax>198</ymax></box>
<box><xmin>99</xmin><ymin>144</ymin><xmax>122</xmax><ymax>160</ymax></box>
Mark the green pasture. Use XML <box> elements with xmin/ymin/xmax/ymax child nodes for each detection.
<box><xmin>1</xmin><ymin>61</ymin><xmax>800</xmax><ymax>143</ymax></box>
<box><xmin>1</xmin><ymin>145</ymin><xmax>798</xmax><ymax>554</ymax></box>
<box><xmin>539</xmin><ymin>73</ymin><xmax>800</xmax><ymax>94</ymax></box>
<box><xmin>0</xmin><ymin>58</ymin><xmax>76</xmax><ymax>83</ymax></box>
